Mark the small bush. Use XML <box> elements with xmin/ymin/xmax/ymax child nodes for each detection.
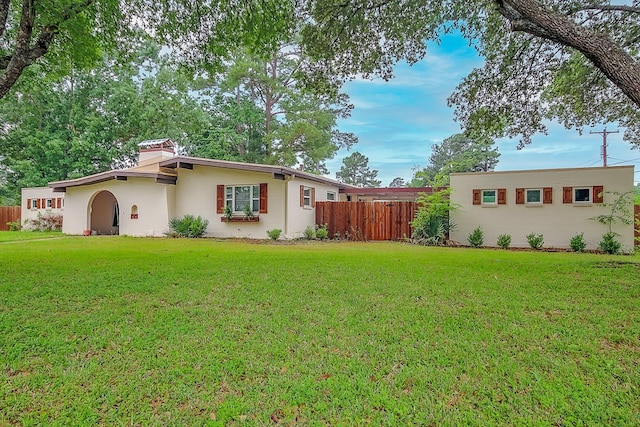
<box><xmin>316</xmin><ymin>225</ymin><xmax>329</xmax><ymax>240</ymax></box>
<box><xmin>266</xmin><ymin>228</ymin><xmax>282</xmax><ymax>240</ymax></box>
<box><xmin>526</xmin><ymin>233</ymin><xmax>544</xmax><ymax>250</ymax></box>
<box><xmin>303</xmin><ymin>225</ymin><xmax>316</xmax><ymax>240</ymax></box>
<box><xmin>599</xmin><ymin>231</ymin><xmax>621</xmax><ymax>254</ymax></box>
<box><xmin>25</xmin><ymin>213</ymin><xmax>63</xmax><ymax>231</ymax></box>
<box><xmin>168</xmin><ymin>215</ymin><xmax>208</xmax><ymax>238</ymax></box>
<box><xmin>569</xmin><ymin>233</ymin><xmax>587</xmax><ymax>252</ymax></box>
<box><xmin>6</xmin><ymin>221</ymin><xmax>21</xmax><ymax>231</ymax></box>
<box><xmin>496</xmin><ymin>234</ymin><xmax>511</xmax><ymax>249</ymax></box>
<box><xmin>467</xmin><ymin>226</ymin><xmax>484</xmax><ymax>248</ymax></box>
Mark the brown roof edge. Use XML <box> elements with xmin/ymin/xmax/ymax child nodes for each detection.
<box><xmin>159</xmin><ymin>156</ymin><xmax>356</xmax><ymax>189</ymax></box>
<box><xmin>49</xmin><ymin>170</ymin><xmax>177</xmax><ymax>191</ymax></box>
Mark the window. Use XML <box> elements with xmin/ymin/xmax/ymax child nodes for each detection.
<box><xmin>46</xmin><ymin>199</ymin><xmax>53</xmax><ymax>208</ymax></box>
<box><xmin>226</xmin><ymin>185</ymin><xmax>260</xmax><ymax>213</ymax></box>
<box><xmin>526</xmin><ymin>189</ymin><xmax>542</xmax><ymax>204</ymax></box>
<box><xmin>31</xmin><ymin>199</ymin><xmax>38</xmax><ymax>210</ymax></box>
<box><xmin>574</xmin><ymin>187</ymin><xmax>591</xmax><ymax>203</ymax></box>
<box><xmin>303</xmin><ymin>187</ymin><xmax>311</xmax><ymax>207</ymax></box>
<box><xmin>482</xmin><ymin>190</ymin><xmax>497</xmax><ymax>205</ymax></box>
<box><xmin>327</xmin><ymin>191</ymin><xmax>336</xmax><ymax>201</ymax></box>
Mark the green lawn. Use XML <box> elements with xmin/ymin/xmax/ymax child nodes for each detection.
<box><xmin>0</xmin><ymin>231</ymin><xmax>63</xmax><ymax>243</ymax></box>
<box><xmin>1</xmin><ymin>237</ymin><xmax>638</xmax><ymax>426</ymax></box>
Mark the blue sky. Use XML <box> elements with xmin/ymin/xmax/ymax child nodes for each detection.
<box><xmin>325</xmin><ymin>33</ymin><xmax>640</xmax><ymax>185</ymax></box>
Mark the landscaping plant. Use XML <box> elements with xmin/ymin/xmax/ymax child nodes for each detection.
<box><xmin>599</xmin><ymin>231</ymin><xmax>622</xmax><ymax>254</ymax></box>
<box><xmin>304</xmin><ymin>225</ymin><xmax>316</xmax><ymax>239</ymax></box>
<box><xmin>526</xmin><ymin>232</ymin><xmax>544</xmax><ymax>250</ymax></box>
<box><xmin>266</xmin><ymin>228</ymin><xmax>282</xmax><ymax>240</ymax></box>
<box><xmin>411</xmin><ymin>174</ymin><xmax>457</xmax><ymax>246</ymax></box>
<box><xmin>467</xmin><ymin>226</ymin><xmax>484</xmax><ymax>247</ymax></box>
<box><xmin>570</xmin><ymin>233</ymin><xmax>587</xmax><ymax>252</ymax></box>
<box><xmin>496</xmin><ymin>233</ymin><xmax>511</xmax><ymax>249</ymax></box>
<box><xmin>168</xmin><ymin>215</ymin><xmax>208</xmax><ymax>238</ymax></box>
<box><xmin>315</xmin><ymin>224</ymin><xmax>329</xmax><ymax>240</ymax></box>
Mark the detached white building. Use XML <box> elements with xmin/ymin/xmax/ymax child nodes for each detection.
<box><xmin>48</xmin><ymin>139</ymin><xmax>353</xmax><ymax>239</ymax></box>
<box><xmin>21</xmin><ymin>187</ymin><xmax>65</xmax><ymax>228</ymax></box>
<box><xmin>450</xmin><ymin>166</ymin><xmax>635</xmax><ymax>251</ymax></box>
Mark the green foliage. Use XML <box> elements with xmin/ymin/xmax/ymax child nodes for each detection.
<box><xmin>223</xmin><ymin>205</ymin><xmax>233</xmax><ymax>220</ymax></box>
<box><xmin>315</xmin><ymin>224</ymin><xmax>329</xmax><ymax>240</ymax></box>
<box><xmin>303</xmin><ymin>225</ymin><xmax>316</xmax><ymax>240</ymax></box>
<box><xmin>6</xmin><ymin>221</ymin><xmax>21</xmax><ymax>231</ymax></box>
<box><xmin>266</xmin><ymin>228</ymin><xmax>282</xmax><ymax>240</ymax></box>
<box><xmin>570</xmin><ymin>233</ymin><xmax>587</xmax><ymax>253</ymax></box>
<box><xmin>411</xmin><ymin>175</ymin><xmax>456</xmax><ymax>246</ymax></box>
<box><xmin>591</xmin><ymin>191</ymin><xmax>634</xmax><ymax>234</ymax></box>
<box><xmin>168</xmin><ymin>215</ymin><xmax>208</xmax><ymax>238</ymax></box>
<box><xmin>24</xmin><ymin>213</ymin><xmax>63</xmax><ymax>232</ymax></box>
<box><xmin>336</xmin><ymin>151</ymin><xmax>381</xmax><ymax>187</ymax></box>
<box><xmin>243</xmin><ymin>204</ymin><xmax>254</xmax><ymax>218</ymax></box>
<box><xmin>599</xmin><ymin>232</ymin><xmax>622</xmax><ymax>255</ymax></box>
<box><xmin>467</xmin><ymin>226</ymin><xmax>484</xmax><ymax>248</ymax></box>
<box><xmin>526</xmin><ymin>233</ymin><xmax>544</xmax><ymax>250</ymax></box>
<box><xmin>496</xmin><ymin>233</ymin><xmax>511</xmax><ymax>249</ymax></box>
<box><xmin>411</xmin><ymin>134</ymin><xmax>500</xmax><ymax>186</ymax></box>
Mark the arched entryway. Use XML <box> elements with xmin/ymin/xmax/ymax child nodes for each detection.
<box><xmin>89</xmin><ymin>191</ymin><xmax>119</xmax><ymax>235</ymax></box>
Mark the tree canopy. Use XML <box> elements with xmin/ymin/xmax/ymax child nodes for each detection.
<box><xmin>336</xmin><ymin>151</ymin><xmax>381</xmax><ymax>187</ymax></box>
<box><xmin>300</xmin><ymin>0</ymin><xmax>640</xmax><ymax>147</ymax></box>
<box><xmin>410</xmin><ymin>134</ymin><xmax>500</xmax><ymax>186</ymax></box>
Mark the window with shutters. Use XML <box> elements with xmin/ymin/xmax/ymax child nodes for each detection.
<box><xmin>31</xmin><ymin>199</ymin><xmax>39</xmax><ymax>210</ymax></box>
<box><xmin>526</xmin><ymin>189</ymin><xmax>542</xmax><ymax>204</ymax></box>
<box><xmin>226</xmin><ymin>185</ymin><xmax>260</xmax><ymax>213</ymax></box>
<box><xmin>482</xmin><ymin>190</ymin><xmax>497</xmax><ymax>205</ymax></box>
<box><xmin>46</xmin><ymin>199</ymin><xmax>53</xmax><ymax>209</ymax></box>
<box><xmin>300</xmin><ymin>185</ymin><xmax>316</xmax><ymax>209</ymax></box>
<box><xmin>574</xmin><ymin>187</ymin><xmax>591</xmax><ymax>203</ymax></box>
<box><xmin>303</xmin><ymin>187</ymin><xmax>311</xmax><ymax>207</ymax></box>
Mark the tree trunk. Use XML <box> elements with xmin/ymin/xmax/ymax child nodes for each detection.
<box><xmin>496</xmin><ymin>0</ymin><xmax>640</xmax><ymax>108</ymax></box>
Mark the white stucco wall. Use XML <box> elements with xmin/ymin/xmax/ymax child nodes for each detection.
<box><xmin>62</xmin><ymin>179</ymin><xmax>172</xmax><ymax>236</ymax></box>
<box><xmin>450</xmin><ymin>166</ymin><xmax>635</xmax><ymax>251</ymax></box>
<box><xmin>171</xmin><ymin>166</ymin><xmax>340</xmax><ymax>239</ymax></box>
<box><xmin>21</xmin><ymin>187</ymin><xmax>65</xmax><ymax>228</ymax></box>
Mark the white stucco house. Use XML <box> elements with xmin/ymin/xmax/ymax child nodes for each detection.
<box><xmin>48</xmin><ymin>139</ymin><xmax>354</xmax><ymax>239</ymax></box>
<box><xmin>450</xmin><ymin>166</ymin><xmax>635</xmax><ymax>251</ymax></box>
<box><xmin>21</xmin><ymin>187</ymin><xmax>65</xmax><ymax>228</ymax></box>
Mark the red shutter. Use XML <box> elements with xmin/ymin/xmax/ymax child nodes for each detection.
<box><xmin>563</xmin><ymin>187</ymin><xmax>573</xmax><ymax>204</ymax></box>
<box><xmin>515</xmin><ymin>188</ymin><xmax>524</xmax><ymax>204</ymax></box>
<box><xmin>259</xmin><ymin>183</ymin><xmax>268</xmax><ymax>214</ymax></box>
<box><xmin>543</xmin><ymin>187</ymin><xmax>553</xmax><ymax>204</ymax></box>
<box><xmin>497</xmin><ymin>188</ymin><xmax>506</xmax><ymax>205</ymax></box>
<box><xmin>311</xmin><ymin>188</ymin><xmax>316</xmax><ymax>208</ymax></box>
<box><xmin>36</xmin><ymin>199</ymin><xmax>41</xmax><ymax>209</ymax></box>
<box><xmin>216</xmin><ymin>185</ymin><xmax>224</xmax><ymax>213</ymax></box>
<box><xmin>27</xmin><ymin>199</ymin><xmax>31</xmax><ymax>209</ymax></box>
<box><xmin>300</xmin><ymin>185</ymin><xmax>304</xmax><ymax>207</ymax></box>
<box><xmin>472</xmin><ymin>189</ymin><xmax>481</xmax><ymax>205</ymax></box>
<box><xmin>593</xmin><ymin>185</ymin><xmax>604</xmax><ymax>203</ymax></box>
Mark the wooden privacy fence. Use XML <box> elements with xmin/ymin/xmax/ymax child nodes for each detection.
<box><xmin>0</xmin><ymin>206</ymin><xmax>21</xmax><ymax>231</ymax></box>
<box><xmin>316</xmin><ymin>201</ymin><xmax>417</xmax><ymax>241</ymax></box>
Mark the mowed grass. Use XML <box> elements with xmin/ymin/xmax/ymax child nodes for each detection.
<box><xmin>0</xmin><ymin>237</ymin><xmax>638</xmax><ymax>426</ymax></box>
<box><xmin>0</xmin><ymin>231</ymin><xmax>63</xmax><ymax>243</ymax></box>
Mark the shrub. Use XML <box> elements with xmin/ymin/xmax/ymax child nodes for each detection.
<box><xmin>569</xmin><ymin>233</ymin><xmax>587</xmax><ymax>252</ymax></box>
<box><xmin>315</xmin><ymin>225</ymin><xmax>329</xmax><ymax>240</ymax></box>
<box><xmin>526</xmin><ymin>233</ymin><xmax>544</xmax><ymax>250</ymax></box>
<box><xmin>599</xmin><ymin>231</ymin><xmax>621</xmax><ymax>254</ymax></box>
<box><xmin>496</xmin><ymin>234</ymin><xmax>511</xmax><ymax>249</ymax></box>
<box><xmin>303</xmin><ymin>225</ymin><xmax>316</xmax><ymax>240</ymax></box>
<box><xmin>25</xmin><ymin>213</ymin><xmax>63</xmax><ymax>231</ymax></box>
<box><xmin>410</xmin><ymin>174</ymin><xmax>457</xmax><ymax>246</ymax></box>
<box><xmin>266</xmin><ymin>228</ymin><xmax>282</xmax><ymax>240</ymax></box>
<box><xmin>6</xmin><ymin>221</ymin><xmax>21</xmax><ymax>231</ymax></box>
<box><xmin>168</xmin><ymin>215</ymin><xmax>208</xmax><ymax>238</ymax></box>
<box><xmin>467</xmin><ymin>226</ymin><xmax>484</xmax><ymax>248</ymax></box>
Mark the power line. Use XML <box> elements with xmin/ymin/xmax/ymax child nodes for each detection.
<box><xmin>590</xmin><ymin>128</ymin><xmax>619</xmax><ymax>167</ymax></box>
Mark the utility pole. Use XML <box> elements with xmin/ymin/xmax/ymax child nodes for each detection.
<box><xmin>590</xmin><ymin>128</ymin><xmax>619</xmax><ymax>167</ymax></box>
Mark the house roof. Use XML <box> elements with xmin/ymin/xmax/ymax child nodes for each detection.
<box><xmin>159</xmin><ymin>156</ymin><xmax>356</xmax><ymax>189</ymax></box>
<box><xmin>49</xmin><ymin>155</ymin><xmax>356</xmax><ymax>192</ymax></box>
<box><xmin>49</xmin><ymin>169</ymin><xmax>178</xmax><ymax>192</ymax></box>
